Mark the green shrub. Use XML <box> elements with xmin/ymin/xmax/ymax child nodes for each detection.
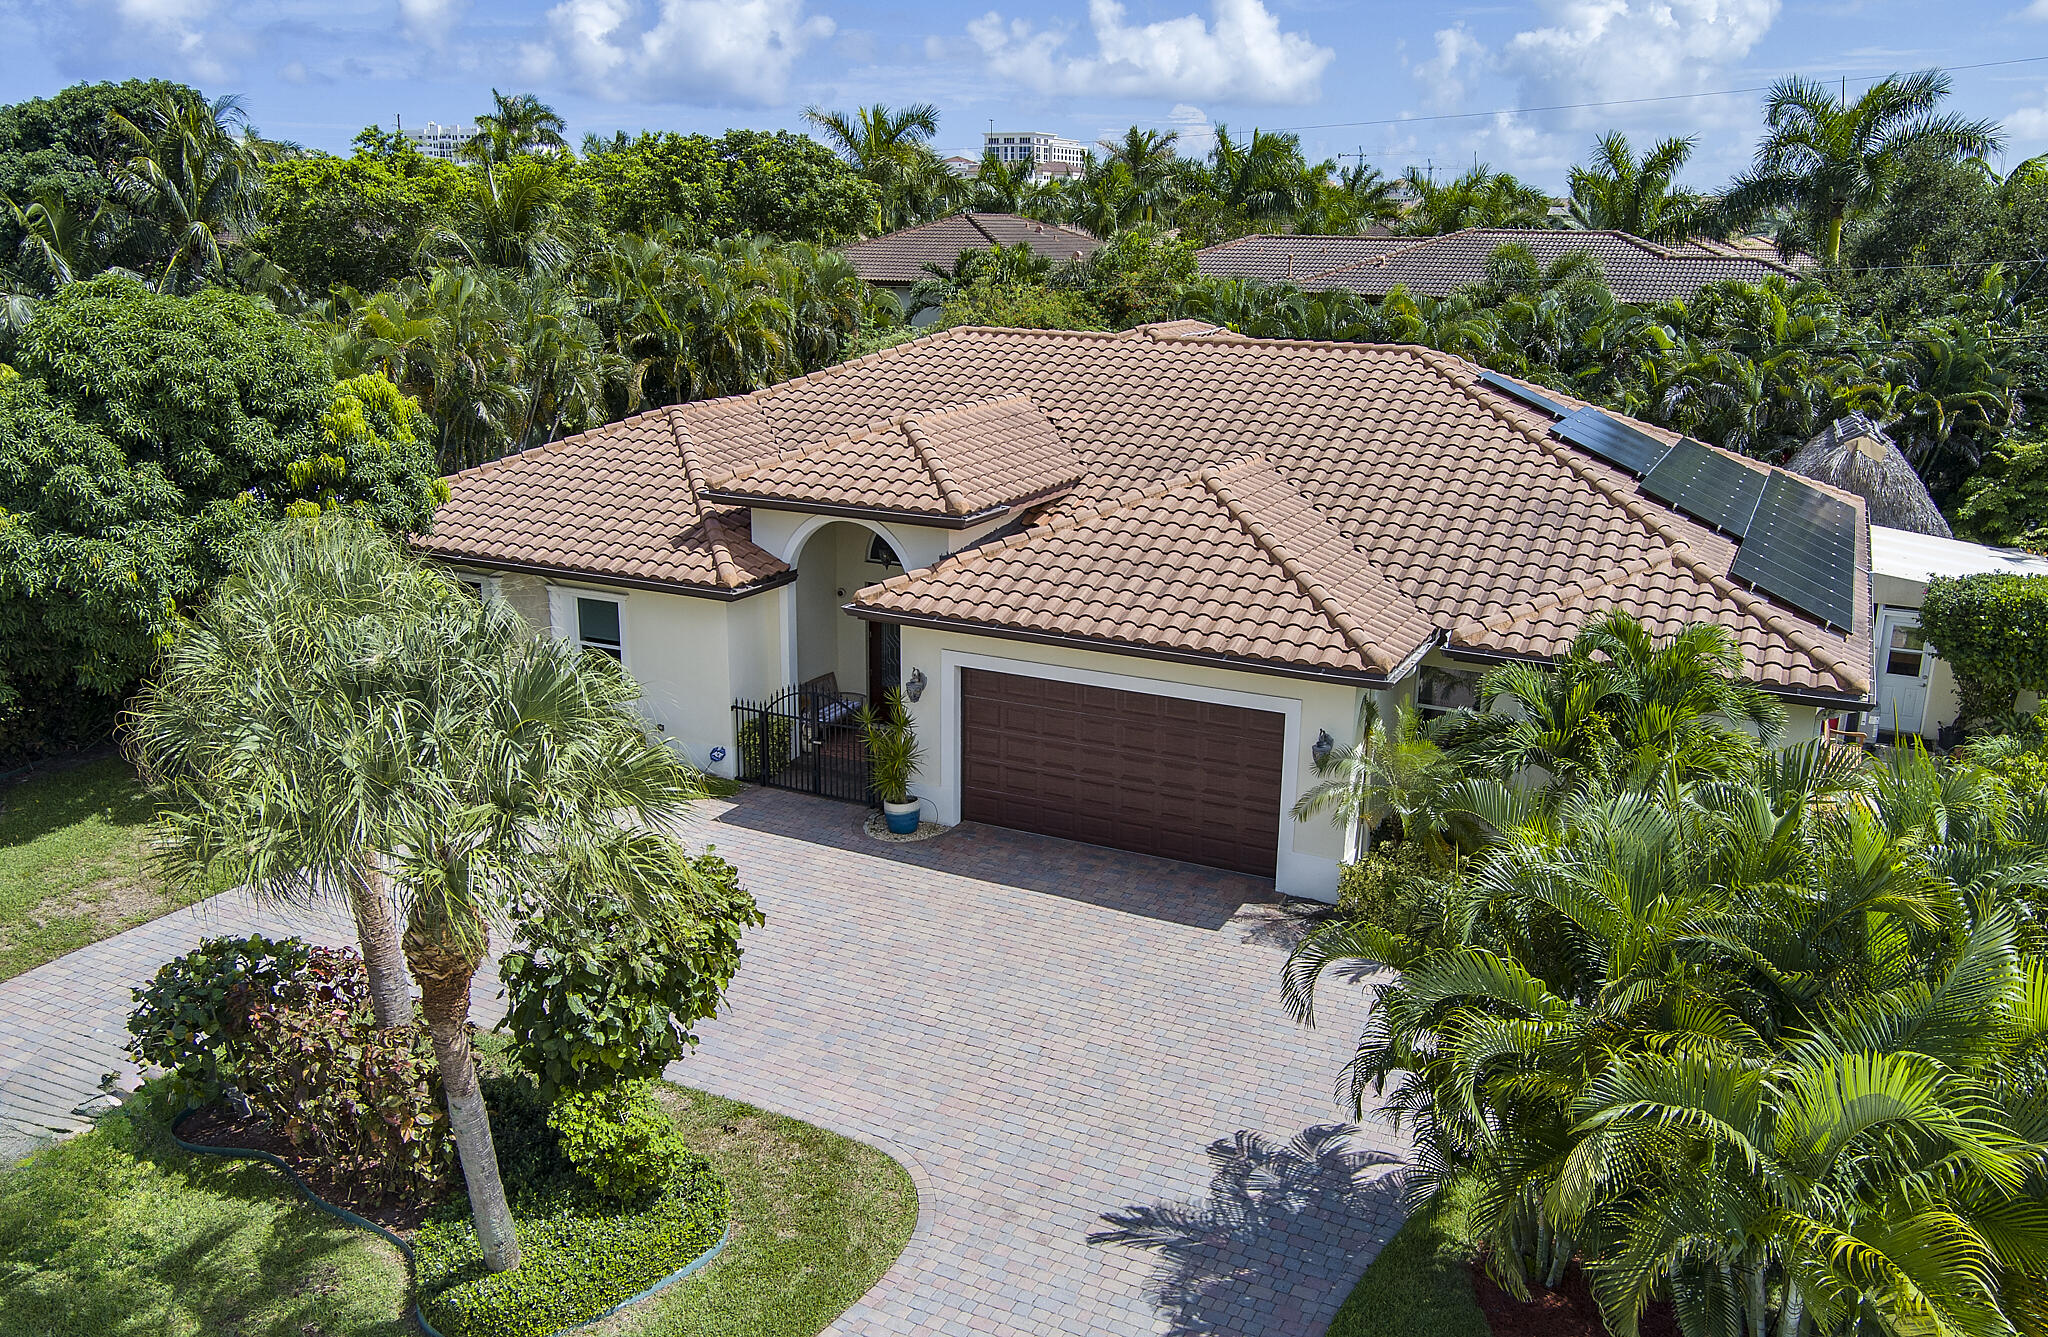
<box><xmin>415</xmin><ymin>1148</ymin><xmax>726</xmax><ymax>1337</ymax></box>
<box><xmin>499</xmin><ymin>850</ymin><xmax>762</xmax><ymax>1099</ymax></box>
<box><xmin>235</xmin><ymin>996</ymin><xmax>452</xmax><ymax>1201</ymax></box>
<box><xmin>1918</xmin><ymin>572</ymin><xmax>2048</xmax><ymax>728</ymax></box>
<box><xmin>736</xmin><ymin>712</ymin><xmax>793</xmax><ymax>778</ymax></box>
<box><xmin>547</xmin><ymin>1081</ymin><xmax>694</xmax><ymax>1204</ymax></box>
<box><xmin>1337</xmin><ymin>842</ymin><xmax>1460</xmax><ymax>950</ymax></box>
<box><xmin>126</xmin><ymin>934</ymin><xmax>327</xmax><ymax>1107</ymax></box>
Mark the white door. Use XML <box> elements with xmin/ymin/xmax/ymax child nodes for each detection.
<box><xmin>1875</xmin><ymin>608</ymin><xmax>1932</xmax><ymax>738</ymax></box>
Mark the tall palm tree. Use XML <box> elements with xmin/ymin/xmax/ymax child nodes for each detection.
<box><xmin>429</xmin><ymin>157</ymin><xmax>572</xmax><ymax>274</ymax></box>
<box><xmin>108</xmin><ymin>91</ymin><xmax>273</xmax><ymax>291</ymax></box>
<box><xmin>463</xmin><ymin>90</ymin><xmax>568</xmax><ymax>165</ymax></box>
<box><xmin>1401</xmin><ymin>163</ymin><xmax>1552</xmax><ymax>234</ymax></box>
<box><xmin>1724</xmin><ymin>70</ymin><xmax>2005</xmax><ymax>265</ymax></box>
<box><xmin>801</xmin><ymin>102</ymin><xmax>942</xmax><ymax>232</ymax></box>
<box><xmin>1566</xmin><ymin>132</ymin><xmax>1714</xmax><ymax>242</ymax></box>
<box><xmin>1097</xmin><ymin>126</ymin><xmax>1182</xmax><ymax>222</ymax></box>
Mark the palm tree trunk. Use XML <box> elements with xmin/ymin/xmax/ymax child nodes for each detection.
<box><xmin>405</xmin><ymin>912</ymin><xmax>520</xmax><ymax>1272</ymax></box>
<box><xmin>1825</xmin><ymin>206</ymin><xmax>1846</xmax><ymax>267</ymax></box>
<box><xmin>347</xmin><ymin>866</ymin><xmax>413</xmax><ymax>1030</ymax></box>
<box><xmin>1777</xmin><ymin>1280</ymin><xmax>1804</xmax><ymax>1337</ymax></box>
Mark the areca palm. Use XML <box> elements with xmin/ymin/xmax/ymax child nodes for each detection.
<box><xmin>1293</xmin><ymin>699</ymin><xmax>1457</xmax><ymax>854</ymax></box>
<box><xmin>1724</xmin><ymin>70</ymin><xmax>2005</xmax><ymax>265</ymax></box>
<box><xmin>5</xmin><ymin>187</ymin><xmax>106</xmax><ymax>289</ymax></box>
<box><xmin>430</xmin><ymin>158</ymin><xmax>572</xmax><ymax>273</ymax></box>
<box><xmin>463</xmin><ymin>90</ymin><xmax>568</xmax><ymax>165</ymax></box>
<box><xmin>1566</xmin><ymin>132</ymin><xmax>1715</xmax><ymax>242</ymax></box>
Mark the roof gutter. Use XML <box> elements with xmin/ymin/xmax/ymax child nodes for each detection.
<box><xmin>1437</xmin><ymin>642</ymin><xmax>1876</xmax><ymax>711</ymax></box>
<box><xmin>847</xmin><ymin>605</ymin><xmax>1411</xmax><ymax>689</ymax></box>
<box><xmin>430</xmin><ymin>554</ymin><xmax>798</xmax><ymax>603</ymax></box>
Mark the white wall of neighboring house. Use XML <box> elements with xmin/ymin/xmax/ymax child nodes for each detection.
<box><xmin>1869</xmin><ymin>526</ymin><xmax>2048</xmax><ymax>739</ymax></box>
<box><xmin>893</xmin><ymin>625</ymin><xmax>1369</xmax><ymax>901</ymax></box>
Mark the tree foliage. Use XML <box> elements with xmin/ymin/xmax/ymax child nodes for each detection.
<box><xmin>577</xmin><ymin>128</ymin><xmax>876</xmax><ymax>245</ymax></box>
<box><xmin>1917</xmin><ymin>572</ymin><xmax>2048</xmax><ymax>726</ymax></box>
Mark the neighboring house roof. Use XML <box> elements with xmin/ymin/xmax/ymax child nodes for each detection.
<box><xmin>420</xmin><ymin>323</ymin><xmax>1873</xmax><ymax>701</ymax></box>
<box><xmin>839</xmin><ymin>213</ymin><xmax>1106</xmax><ymax>285</ymax></box>
<box><xmin>1197</xmin><ymin>229</ymin><xmax>1809</xmax><ymax>304</ymax></box>
<box><xmin>1788</xmin><ymin>414</ymin><xmax>1951</xmax><ymax>539</ymax></box>
<box><xmin>1870</xmin><ymin>526</ymin><xmax>2048</xmax><ymax>585</ymax></box>
<box><xmin>700</xmin><ymin>394</ymin><xmax>1084</xmax><ymax>524</ymax></box>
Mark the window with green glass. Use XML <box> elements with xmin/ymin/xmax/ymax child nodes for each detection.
<box><xmin>576</xmin><ymin>596</ymin><xmax>623</xmax><ymax>661</ymax></box>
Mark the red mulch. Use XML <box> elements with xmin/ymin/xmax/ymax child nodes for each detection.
<box><xmin>175</xmin><ymin>1104</ymin><xmax>446</xmax><ymax>1236</ymax></box>
<box><xmin>1471</xmin><ymin>1253</ymin><xmax>1680</xmax><ymax>1337</ymax></box>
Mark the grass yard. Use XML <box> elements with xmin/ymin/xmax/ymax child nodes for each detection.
<box><xmin>0</xmin><ymin>757</ymin><xmax>202</xmax><ymax>982</ymax></box>
<box><xmin>0</xmin><ymin>1104</ymin><xmax>413</xmax><ymax>1337</ymax></box>
<box><xmin>0</xmin><ymin>1081</ymin><xmax>916</xmax><ymax>1337</ymax></box>
<box><xmin>1326</xmin><ymin>1179</ymin><xmax>1488</xmax><ymax>1337</ymax></box>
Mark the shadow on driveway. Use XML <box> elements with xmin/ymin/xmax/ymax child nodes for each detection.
<box><xmin>1091</xmin><ymin>1124</ymin><xmax>1408</xmax><ymax>1336</ymax></box>
<box><xmin>704</xmin><ymin>787</ymin><xmax>1277</xmax><ymax>931</ymax></box>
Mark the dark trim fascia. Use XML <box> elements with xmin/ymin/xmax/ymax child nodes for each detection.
<box><xmin>434</xmin><ymin>556</ymin><xmax>798</xmax><ymax>603</ymax></box>
<box><xmin>698</xmin><ymin>491</ymin><xmax>1011</xmax><ymax>530</ymax></box>
<box><xmin>1437</xmin><ymin>642</ymin><xmax>1876</xmax><ymax>711</ymax></box>
<box><xmin>847</xmin><ymin>606</ymin><xmax>1400</xmax><ymax>689</ymax></box>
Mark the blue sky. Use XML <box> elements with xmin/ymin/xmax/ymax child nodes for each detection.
<box><xmin>4</xmin><ymin>0</ymin><xmax>2048</xmax><ymax>191</ymax></box>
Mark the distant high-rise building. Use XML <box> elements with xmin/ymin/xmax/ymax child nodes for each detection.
<box><xmin>981</xmin><ymin>130</ymin><xmax>1089</xmax><ymax>181</ymax></box>
<box><xmin>404</xmin><ymin>120</ymin><xmax>477</xmax><ymax>161</ymax></box>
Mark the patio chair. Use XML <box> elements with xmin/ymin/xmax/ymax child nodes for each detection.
<box><xmin>798</xmin><ymin>673</ymin><xmax>864</xmax><ymax>739</ymax></box>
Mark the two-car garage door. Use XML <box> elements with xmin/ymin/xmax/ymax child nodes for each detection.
<box><xmin>959</xmin><ymin>668</ymin><xmax>1286</xmax><ymax>877</ymax></box>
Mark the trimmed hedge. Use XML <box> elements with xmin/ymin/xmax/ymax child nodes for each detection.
<box><xmin>1918</xmin><ymin>572</ymin><xmax>2048</xmax><ymax>728</ymax></box>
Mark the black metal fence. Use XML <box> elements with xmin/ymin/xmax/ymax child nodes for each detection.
<box><xmin>732</xmin><ymin>684</ymin><xmax>872</xmax><ymax>804</ymax></box>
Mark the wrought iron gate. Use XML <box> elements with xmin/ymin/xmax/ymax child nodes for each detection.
<box><xmin>732</xmin><ymin>684</ymin><xmax>871</xmax><ymax>803</ymax></box>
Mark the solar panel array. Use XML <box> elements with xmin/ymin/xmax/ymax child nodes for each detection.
<box><xmin>1730</xmin><ymin>473</ymin><xmax>1860</xmax><ymax>630</ymax></box>
<box><xmin>1553</xmin><ymin>407</ymin><xmax>1673</xmax><ymax>477</ymax></box>
<box><xmin>1640</xmin><ymin>439</ymin><xmax>1770</xmax><ymax>537</ymax></box>
<box><xmin>1476</xmin><ymin>369</ymin><xmax>1575</xmax><ymax>420</ymax></box>
<box><xmin>1468</xmin><ymin>384</ymin><xmax>1865</xmax><ymax>638</ymax></box>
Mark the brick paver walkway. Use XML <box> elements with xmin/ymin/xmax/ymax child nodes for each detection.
<box><xmin>1</xmin><ymin>787</ymin><xmax>1407</xmax><ymax>1335</ymax></box>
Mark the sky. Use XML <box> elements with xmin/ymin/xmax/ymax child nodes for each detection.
<box><xmin>4</xmin><ymin>0</ymin><xmax>2048</xmax><ymax>192</ymax></box>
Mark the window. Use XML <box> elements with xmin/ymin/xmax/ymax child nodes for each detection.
<box><xmin>576</xmin><ymin>596</ymin><xmax>623</xmax><ymax>662</ymax></box>
<box><xmin>866</xmin><ymin>533</ymin><xmax>901</xmax><ymax>567</ymax></box>
<box><xmin>1416</xmin><ymin>664</ymin><xmax>1482</xmax><ymax>717</ymax></box>
<box><xmin>1883</xmin><ymin>623</ymin><xmax>1927</xmax><ymax>679</ymax></box>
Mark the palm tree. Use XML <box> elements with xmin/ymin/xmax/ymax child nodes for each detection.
<box><xmin>1097</xmin><ymin>127</ymin><xmax>1182</xmax><ymax>222</ymax></box>
<box><xmin>134</xmin><ymin>516</ymin><xmax>716</xmax><ymax>1274</ymax></box>
<box><xmin>1292</xmin><ymin>699</ymin><xmax>1457</xmax><ymax>854</ymax></box>
<box><xmin>1724</xmin><ymin>70</ymin><xmax>2005</xmax><ymax>265</ymax></box>
<box><xmin>967</xmin><ymin>152</ymin><xmax>1043</xmax><ymax>214</ymax></box>
<box><xmin>463</xmin><ymin>90</ymin><xmax>568</xmax><ymax>165</ymax></box>
<box><xmin>1566</xmin><ymin>132</ymin><xmax>1714</xmax><ymax>242</ymax></box>
<box><xmin>108</xmin><ymin>91</ymin><xmax>273</xmax><ymax>291</ymax></box>
<box><xmin>1401</xmin><ymin>163</ymin><xmax>1552</xmax><ymax>234</ymax></box>
<box><xmin>5</xmin><ymin>187</ymin><xmax>106</xmax><ymax>289</ymax></box>
<box><xmin>429</xmin><ymin>157</ymin><xmax>571</xmax><ymax>273</ymax></box>
<box><xmin>801</xmin><ymin>103</ymin><xmax>942</xmax><ymax>232</ymax></box>
<box><xmin>1210</xmin><ymin>126</ymin><xmax>1320</xmax><ymax>225</ymax></box>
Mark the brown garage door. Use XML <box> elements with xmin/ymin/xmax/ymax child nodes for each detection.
<box><xmin>960</xmin><ymin>669</ymin><xmax>1286</xmax><ymax>877</ymax></box>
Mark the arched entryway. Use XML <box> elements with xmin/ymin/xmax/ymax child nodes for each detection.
<box><xmin>789</xmin><ymin>519</ymin><xmax>905</xmax><ymax>702</ymax></box>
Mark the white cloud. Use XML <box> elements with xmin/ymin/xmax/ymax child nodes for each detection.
<box><xmin>966</xmin><ymin>0</ymin><xmax>1334</xmax><ymax>105</ymax></box>
<box><xmin>1167</xmin><ymin>102</ymin><xmax>1215</xmax><ymax>156</ymax></box>
<box><xmin>1415</xmin><ymin>24</ymin><xmax>1484</xmax><ymax>111</ymax></box>
<box><xmin>397</xmin><ymin>0</ymin><xmax>469</xmax><ymax>44</ymax></box>
<box><xmin>2025</xmin><ymin>0</ymin><xmax>2048</xmax><ymax>18</ymax></box>
<box><xmin>2008</xmin><ymin>89</ymin><xmax>2048</xmax><ymax>142</ymax></box>
<box><xmin>1499</xmin><ymin>0</ymin><xmax>1779</xmax><ymax>118</ymax></box>
<box><xmin>77</xmin><ymin>0</ymin><xmax>230</xmax><ymax>80</ymax></box>
<box><xmin>522</xmin><ymin>0</ymin><xmax>834</xmax><ymax>106</ymax></box>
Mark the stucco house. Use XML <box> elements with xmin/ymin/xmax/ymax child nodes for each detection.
<box><xmin>417</xmin><ymin>321</ymin><xmax>1875</xmax><ymax>900</ymax></box>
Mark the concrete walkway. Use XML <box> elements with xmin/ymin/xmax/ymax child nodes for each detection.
<box><xmin>0</xmin><ymin>787</ymin><xmax>1407</xmax><ymax>1336</ymax></box>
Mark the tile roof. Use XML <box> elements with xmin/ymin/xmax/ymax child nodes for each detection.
<box><xmin>1198</xmin><ymin>229</ymin><xmax>1808</xmax><ymax>304</ymax></box>
<box><xmin>701</xmin><ymin>394</ymin><xmax>1084</xmax><ymax>521</ymax></box>
<box><xmin>858</xmin><ymin>454</ymin><xmax>1438</xmax><ymax>680</ymax></box>
<box><xmin>421</xmin><ymin>322</ymin><xmax>1873</xmax><ymax>701</ymax></box>
<box><xmin>840</xmin><ymin>213</ymin><xmax>1106</xmax><ymax>285</ymax></box>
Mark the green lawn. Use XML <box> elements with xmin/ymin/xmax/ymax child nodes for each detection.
<box><xmin>1326</xmin><ymin>1179</ymin><xmax>1488</xmax><ymax>1337</ymax></box>
<box><xmin>0</xmin><ymin>1082</ymin><xmax>917</xmax><ymax>1337</ymax></box>
<box><xmin>0</xmin><ymin>757</ymin><xmax>204</xmax><ymax>982</ymax></box>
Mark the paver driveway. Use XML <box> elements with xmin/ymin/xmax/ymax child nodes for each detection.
<box><xmin>0</xmin><ymin>785</ymin><xmax>1408</xmax><ymax>1335</ymax></box>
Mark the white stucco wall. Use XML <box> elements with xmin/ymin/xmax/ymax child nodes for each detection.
<box><xmin>894</xmin><ymin>627</ymin><xmax>1369</xmax><ymax>901</ymax></box>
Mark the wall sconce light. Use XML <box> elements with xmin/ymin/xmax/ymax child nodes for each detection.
<box><xmin>1312</xmin><ymin>729</ymin><xmax>1334</xmax><ymax>766</ymax></box>
<box><xmin>905</xmin><ymin>668</ymin><xmax>928</xmax><ymax>703</ymax></box>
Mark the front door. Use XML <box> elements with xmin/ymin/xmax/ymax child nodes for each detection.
<box><xmin>867</xmin><ymin>621</ymin><xmax>901</xmax><ymax>701</ymax></box>
<box><xmin>1875</xmin><ymin>608</ymin><xmax>1932</xmax><ymax>738</ymax></box>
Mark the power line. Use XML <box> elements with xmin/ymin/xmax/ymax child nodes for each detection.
<box><xmin>1259</xmin><ymin>53</ymin><xmax>2048</xmax><ymax>136</ymax></box>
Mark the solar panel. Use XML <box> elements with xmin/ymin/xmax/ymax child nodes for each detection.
<box><xmin>1730</xmin><ymin>473</ymin><xmax>1860</xmax><ymax>631</ymax></box>
<box><xmin>1476</xmin><ymin>369</ymin><xmax>1574</xmax><ymax>420</ymax></box>
<box><xmin>1640</xmin><ymin>440</ymin><xmax>1770</xmax><ymax>537</ymax></box>
<box><xmin>1552</xmin><ymin>407</ymin><xmax>1673</xmax><ymax>477</ymax></box>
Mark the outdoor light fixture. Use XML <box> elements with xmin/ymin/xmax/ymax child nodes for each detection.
<box><xmin>905</xmin><ymin>668</ymin><xmax>928</xmax><ymax>703</ymax></box>
<box><xmin>1312</xmin><ymin>729</ymin><xmax>1334</xmax><ymax>766</ymax></box>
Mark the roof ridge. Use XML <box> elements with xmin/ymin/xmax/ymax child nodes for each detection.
<box><xmin>1196</xmin><ymin>457</ymin><xmax>1395</xmax><ymax>671</ymax></box>
<box><xmin>900</xmin><ymin>414</ymin><xmax>972</xmax><ymax>516</ymax></box>
<box><xmin>965</xmin><ymin>212</ymin><xmax>1002</xmax><ymax>246</ymax></box>
<box><xmin>1419</xmin><ymin>347</ymin><xmax>1866</xmax><ymax>692</ymax></box>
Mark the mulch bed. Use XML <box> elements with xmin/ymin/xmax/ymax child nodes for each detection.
<box><xmin>175</xmin><ymin>1103</ymin><xmax>447</xmax><ymax>1236</ymax></box>
<box><xmin>1472</xmin><ymin>1254</ymin><xmax>1680</xmax><ymax>1337</ymax></box>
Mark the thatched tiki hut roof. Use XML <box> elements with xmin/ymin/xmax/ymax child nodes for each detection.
<box><xmin>1787</xmin><ymin>413</ymin><xmax>1952</xmax><ymax>538</ymax></box>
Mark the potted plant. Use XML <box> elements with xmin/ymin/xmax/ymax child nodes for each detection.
<box><xmin>861</xmin><ymin>688</ymin><xmax>925</xmax><ymax>834</ymax></box>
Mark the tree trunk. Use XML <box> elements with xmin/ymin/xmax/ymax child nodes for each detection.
<box><xmin>406</xmin><ymin>910</ymin><xmax>520</xmax><ymax>1272</ymax></box>
<box><xmin>1777</xmin><ymin>1281</ymin><xmax>1804</xmax><ymax>1337</ymax></box>
<box><xmin>347</xmin><ymin>866</ymin><xmax>413</xmax><ymax>1030</ymax></box>
<box><xmin>1825</xmin><ymin>206</ymin><xmax>1846</xmax><ymax>267</ymax></box>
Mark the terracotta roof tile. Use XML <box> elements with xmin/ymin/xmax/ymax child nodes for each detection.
<box><xmin>422</xmin><ymin>324</ymin><xmax>1873</xmax><ymax>700</ymax></box>
<box><xmin>1200</xmin><ymin>229</ymin><xmax>1809</xmax><ymax>304</ymax></box>
<box><xmin>840</xmin><ymin>213</ymin><xmax>1105</xmax><ymax>285</ymax></box>
<box><xmin>856</xmin><ymin>454</ymin><xmax>1436</xmax><ymax>680</ymax></box>
<box><xmin>702</xmin><ymin>394</ymin><xmax>1083</xmax><ymax>519</ymax></box>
